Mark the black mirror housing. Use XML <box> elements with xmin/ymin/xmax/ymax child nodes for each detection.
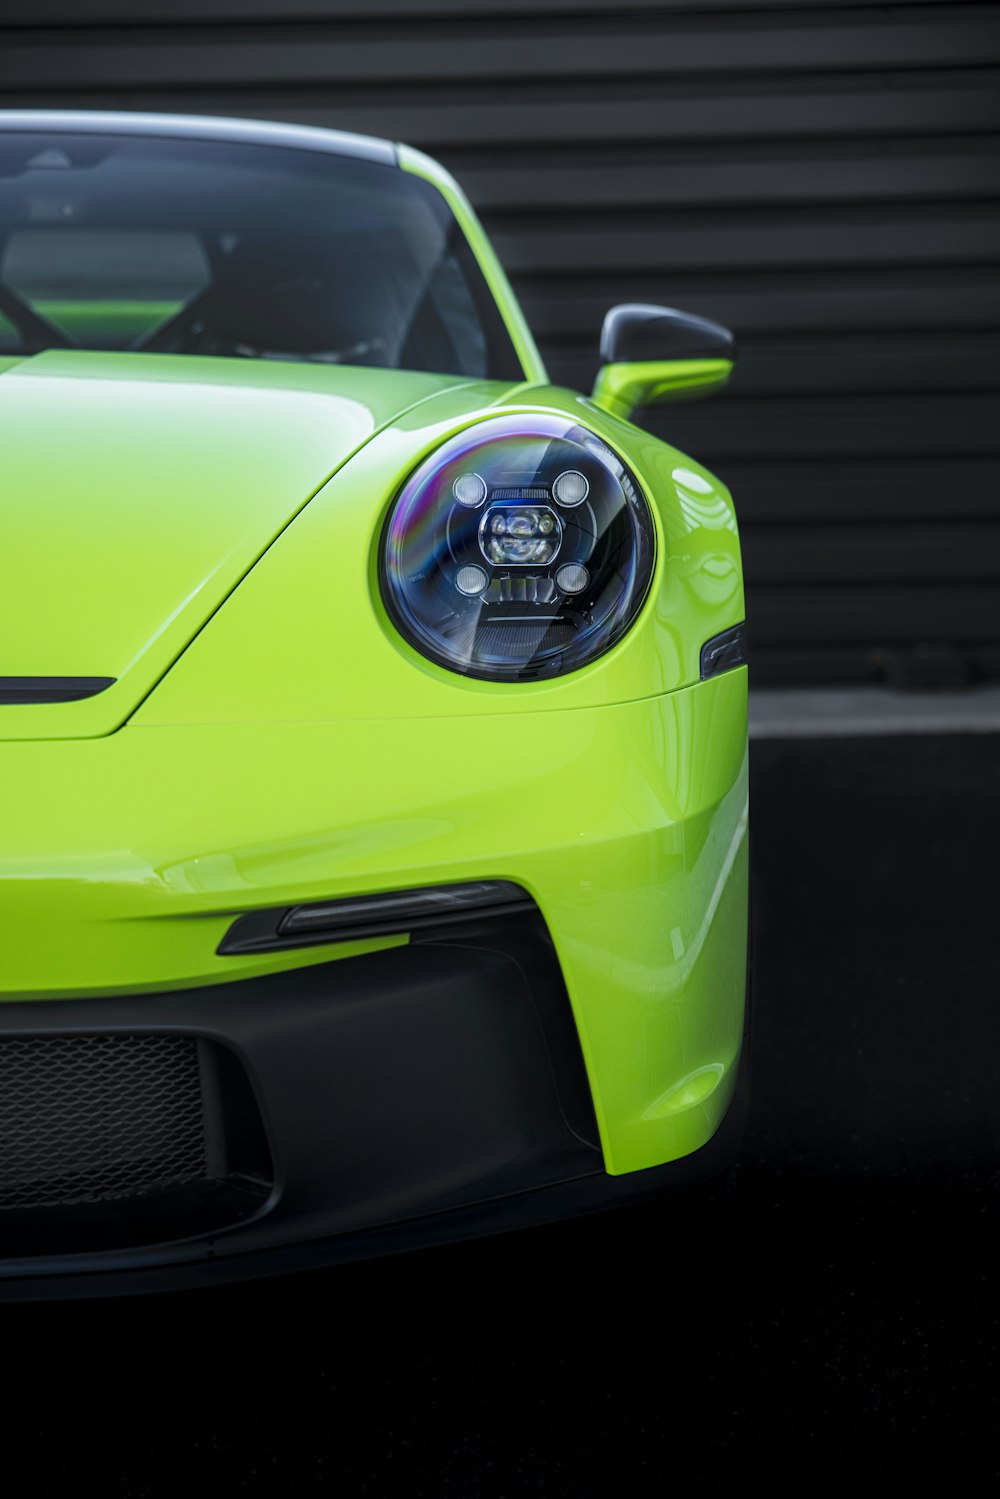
<box><xmin>600</xmin><ymin>303</ymin><xmax>735</xmax><ymax>365</ymax></box>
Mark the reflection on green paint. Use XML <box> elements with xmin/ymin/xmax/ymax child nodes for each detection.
<box><xmin>643</xmin><ymin>1064</ymin><xmax>726</xmax><ymax>1120</ymax></box>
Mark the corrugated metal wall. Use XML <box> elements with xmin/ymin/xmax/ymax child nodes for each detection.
<box><xmin>3</xmin><ymin>0</ymin><xmax>999</xmax><ymax>684</ymax></box>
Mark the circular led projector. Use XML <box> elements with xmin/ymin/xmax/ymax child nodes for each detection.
<box><xmin>380</xmin><ymin>414</ymin><xmax>655</xmax><ymax>681</ymax></box>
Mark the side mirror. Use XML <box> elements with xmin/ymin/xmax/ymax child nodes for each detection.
<box><xmin>591</xmin><ymin>303</ymin><xmax>735</xmax><ymax>422</ymax></box>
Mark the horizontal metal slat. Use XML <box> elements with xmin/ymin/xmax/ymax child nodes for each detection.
<box><xmin>650</xmin><ymin>392</ymin><xmax>1000</xmax><ymax>461</ymax></box>
<box><xmin>742</xmin><ymin>521</ymin><xmax>1000</xmax><ymax>584</ymax></box>
<box><xmin>718</xmin><ymin>459</ymin><xmax>1000</xmax><ymax>523</ymax></box>
<box><xmin>489</xmin><ymin>207</ymin><xmax>1000</xmax><ymax>276</ymax></box>
<box><xmin>0</xmin><ymin>0</ymin><xmax>977</xmax><ymax>24</ymax></box>
<box><xmin>458</xmin><ymin>149</ymin><xmax>1000</xmax><ymax>214</ymax></box>
<box><xmin>5</xmin><ymin>11</ymin><xmax>998</xmax><ymax>90</ymax></box>
<box><xmin>745</xmin><ymin>582</ymin><xmax>1000</xmax><ymax>643</ymax></box>
<box><xmin>544</xmin><ymin>332</ymin><xmax>1000</xmax><ymax>399</ymax></box>
<box><xmin>746</xmin><ymin>642</ymin><xmax>1000</xmax><ymax>685</ymax></box>
<box><xmin>8</xmin><ymin>79</ymin><xmax>1000</xmax><ymax>149</ymax></box>
<box><xmin>518</xmin><ymin>268</ymin><xmax>1000</xmax><ymax>338</ymax></box>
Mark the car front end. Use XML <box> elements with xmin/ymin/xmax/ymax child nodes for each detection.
<box><xmin>0</xmin><ymin>112</ymin><xmax>748</xmax><ymax>1296</ymax></box>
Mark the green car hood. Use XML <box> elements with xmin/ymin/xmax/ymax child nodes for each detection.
<box><xmin>0</xmin><ymin>351</ymin><xmax>505</xmax><ymax>741</ymax></box>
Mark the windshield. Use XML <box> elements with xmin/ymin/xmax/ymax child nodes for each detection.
<box><xmin>0</xmin><ymin>131</ymin><xmax>523</xmax><ymax>380</ymax></box>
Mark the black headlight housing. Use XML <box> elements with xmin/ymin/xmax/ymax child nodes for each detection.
<box><xmin>379</xmin><ymin>414</ymin><xmax>655</xmax><ymax>682</ymax></box>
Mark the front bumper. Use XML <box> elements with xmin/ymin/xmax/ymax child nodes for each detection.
<box><xmin>0</xmin><ymin>672</ymin><xmax>748</xmax><ymax>1289</ymax></box>
<box><xmin>0</xmin><ymin>903</ymin><xmax>749</xmax><ymax>1299</ymax></box>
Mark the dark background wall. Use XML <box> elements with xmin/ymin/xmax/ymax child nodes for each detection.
<box><xmin>2</xmin><ymin>0</ymin><xmax>999</xmax><ymax>686</ymax></box>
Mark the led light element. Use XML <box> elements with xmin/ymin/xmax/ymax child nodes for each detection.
<box><xmin>480</xmin><ymin>506</ymin><xmax>562</xmax><ymax>566</ymax></box>
<box><xmin>455</xmin><ymin>564</ymin><xmax>488</xmax><ymax>596</ymax></box>
<box><xmin>380</xmin><ymin>413</ymin><xmax>655</xmax><ymax>682</ymax></box>
<box><xmin>452</xmin><ymin>472</ymin><xmax>488</xmax><ymax>507</ymax></box>
<box><xmin>555</xmin><ymin>563</ymin><xmax>589</xmax><ymax>595</ymax></box>
<box><xmin>552</xmin><ymin>469</ymin><xmax>589</xmax><ymax>507</ymax></box>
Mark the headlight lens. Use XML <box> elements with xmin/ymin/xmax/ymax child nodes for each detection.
<box><xmin>379</xmin><ymin>414</ymin><xmax>655</xmax><ymax>681</ymax></box>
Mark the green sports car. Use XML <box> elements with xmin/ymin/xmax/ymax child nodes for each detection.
<box><xmin>0</xmin><ymin>111</ymin><xmax>748</xmax><ymax>1296</ymax></box>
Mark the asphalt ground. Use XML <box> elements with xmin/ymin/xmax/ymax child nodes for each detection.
<box><xmin>5</xmin><ymin>733</ymin><xmax>998</xmax><ymax>1493</ymax></box>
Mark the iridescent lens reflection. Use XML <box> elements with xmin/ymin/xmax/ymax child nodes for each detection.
<box><xmin>380</xmin><ymin>413</ymin><xmax>655</xmax><ymax>681</ymax></box>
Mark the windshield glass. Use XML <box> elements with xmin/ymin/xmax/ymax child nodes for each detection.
<box><xmin>0</xmin><ymin>131</ymin><xmax>522</xmax><ymax>380</ymax></box>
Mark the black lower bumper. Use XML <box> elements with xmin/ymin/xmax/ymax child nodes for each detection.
<box><xmin>0</xmin><ymin>911</ymin><xmax>744</xmax><ymax>1299</ymax></box>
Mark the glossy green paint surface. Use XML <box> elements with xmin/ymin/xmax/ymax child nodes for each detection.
<box><xmin>0</xmin><ymin>672</ymin><xmax>747</xmax><ymax>1175</ymax></box>
<box><xmin>135</xmin><ymin>382</ymin><xmax>743</xmax><ymax>724</ymax></box>
<box><xmin>592</xmin><ymin>358</ymin><xmax>734</xmax><ymax>421</ymax></box>
<box><xmin>0</xmin><ymin>355</ymin><xmax>747</xmax><ymax>1171</ymax></box>
<box><xmin>0</xmin><ymin>138</ymin><xmax>748</xmax><ymax>1179</ymax></box>
<box><xmin>0</xmin><ymin>352</ymin><xmax>487</xmax><ymax>740</ymax></box>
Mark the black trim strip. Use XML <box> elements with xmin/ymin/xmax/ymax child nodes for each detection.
<box><xmin>0</xmin><ymin>677</ymin><xmax>115</xmax><ymax>704</ymax></box>
<box><xmin>700</xmin><ymin>623</ymin><xmax>747</xmax><ymax>681</ymax></box>
<box><xmin>218</xmin><ymin>880</ymin><xmax>535</xmax><ymax>956</ymax></box>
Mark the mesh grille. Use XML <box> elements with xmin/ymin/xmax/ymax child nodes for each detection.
<box><xmin>0</xmin><ymin>1034</ymin><xmax>207</xmax><ymax>1211</ymax></box>
<box><xmin>478</xmin><ymin>621</ymin><xmax>577</xmax><ymax>657</ymax></box>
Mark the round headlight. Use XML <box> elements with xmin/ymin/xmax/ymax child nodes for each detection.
<box><xmin>379</xmin><ymin>414</ymin><xmax>655</xmax><ymax>681</ymax></box>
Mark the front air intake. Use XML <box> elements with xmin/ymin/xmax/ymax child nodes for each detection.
<box><xmin>0</xmin><ymin>1032</ymin><xmax>273</xmax><ymax>1255</ymax></box>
